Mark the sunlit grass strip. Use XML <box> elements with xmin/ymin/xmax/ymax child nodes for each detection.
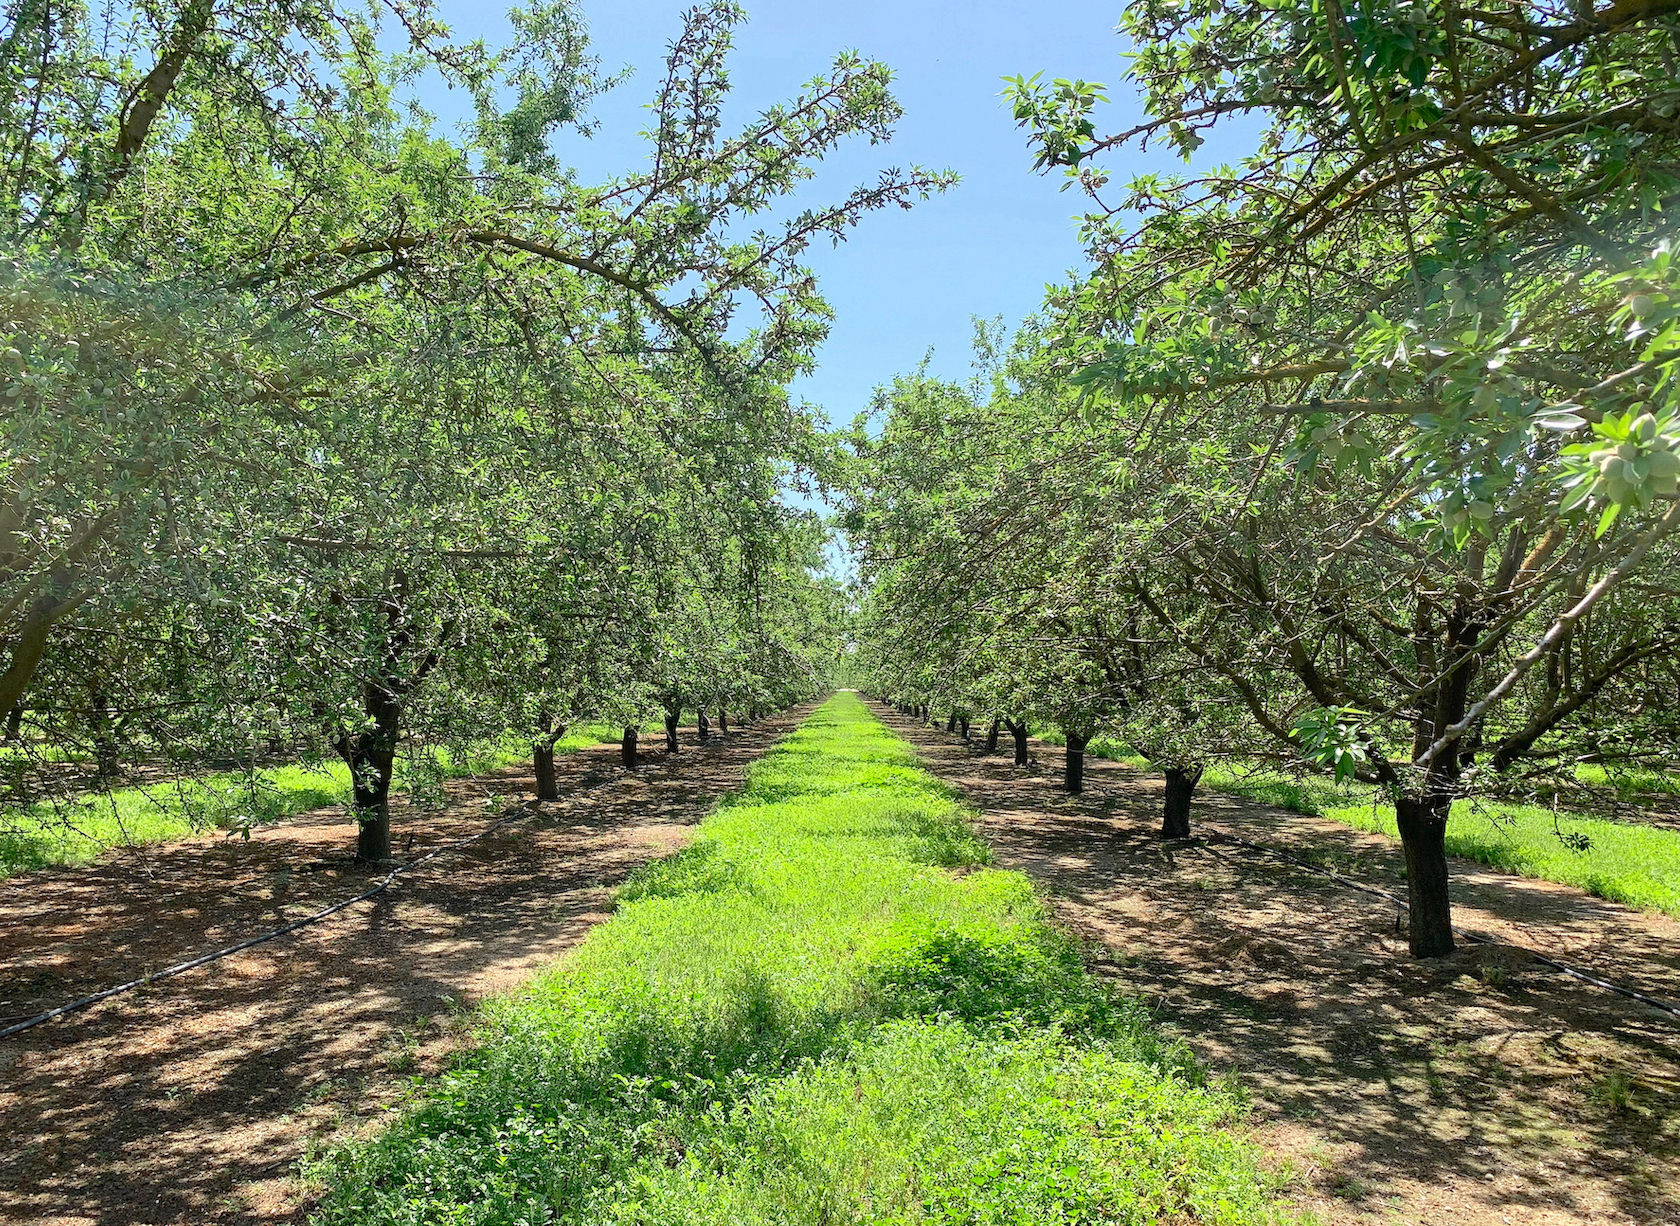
<box><xmin>1195</xmin><ymin>767</ymin><xmax>1680</xmax><ymax>919</ymax></box>
<box><xmin>1030</xmin><ymin>727</ymin><xmax>1680</xmax><ymax>918</ymax></box>
<box><xmin>311</xmin><ymin>692</ymin><xmax>1282</xmax><ymax>1226</ymax></box>
<box><xmin>0</xmin><ymin>727</ymin><xmax>617</xmax><ymax>879</ymax></box>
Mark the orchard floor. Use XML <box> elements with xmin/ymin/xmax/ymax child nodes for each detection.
<box><xmin>872</xmin><ymin>703</ymin><xmax>1680</xmax><ymax>1226</ymax></box>
<box><xmin>0</xmin><ymin>709</ymin><xmax>810</xmax><ymax>1226</ymax></box>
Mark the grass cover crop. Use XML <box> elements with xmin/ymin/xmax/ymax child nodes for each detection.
<box><xmin>310</xmin><ymin>692</ymin><xmax>1281</xmax><ymax>1226</ymax></box>
<box><xmin>1190</xmin><ymin>769</ymin><xmax>1680</xmax><ymax>919</ymax></box>
<box><xmin>0</xmin><ymin>729</ymin><xmax>621</xmax><ymax>879</ymax></box>
<box><xmin>1038</xmin><ymin>733</ymin><xmax>1680</xmax><ymax>919</ymax></box>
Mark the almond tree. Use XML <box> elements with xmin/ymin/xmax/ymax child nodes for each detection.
<box><xmin>1006</xmin><ymin>0</ymin><xmax>1680</xmax><ymax>954</ymax></box>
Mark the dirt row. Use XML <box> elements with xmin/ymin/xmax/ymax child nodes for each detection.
<box><xmin>7</xmin><ymin>697</ymin><xmax>1679</xmax><ymax>1226</ymax></box>
<box><xmin>0</xmin><ymin>709</ymin><xmax>812</xmax><ymax>1226</ymax></box>
<box><xmin>870</xmin><ymin>702</ymin><xmax>1680</xmax><ymax>1226</ymax></box>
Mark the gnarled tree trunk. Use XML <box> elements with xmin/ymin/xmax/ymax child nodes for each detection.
<box><xmin>945</xmin><ymin>710</ymin><xmax>958</xmax><ymax>733</ymax></box>
<box><xmin>89</xmin><ymin>673</ymin><xmax>118</xmax><ymax>782</ymax></box>
<box><xmin>698</xmin><ymin>711</ymin><xmax>710</xmax><ymax>743</ymax></box>
<box><xmin>718</xmin><ymin>707</ymin><xmax>728</xmax><ymax>734</ymax></box>
<box><xmin>1063</xmin><ymin>731</ymin><xmax>1089</xmax><ymax>794</ymax></box>
<box><xmin>1161</xmin><ymin>766</ymin><xmax>1202</xmax><ymax>838</ymax></box>
<box><xmin>621</xmin><ymin>725</ymin><xmax>639</xmax><ymax>770</ymax></box>
<box><xmin>534</xmin><ymin>740</ymin><xmax>558</xmax><ymax>801</ymax></box>
<box><xmin>1395</xmin><ymin>795</ymin><xmax>1454</xmax><ymax>956</ymax></box>
<box><xmin>339</xmin><ymin>684</ymin><xmax>401</xmax><ymax>863</ymax></box>
<box><xmin>664</xmin><ymin>707</ymin><xmax>681</xmax><ymax>753</ymax></box>
<box><xmin>984</xmin><ymin>717</ymin><xmax>999</xmax><ymax>753</ymax></box>
<box><xmin>533</xmin><ymin>710</ymin><xmax>565</xmax><ymax>801</ymax></box>
<box><xmin>1006</xmin><ymin>719</ymin><xmax>1029</xmax><ymax>767</ymax></box>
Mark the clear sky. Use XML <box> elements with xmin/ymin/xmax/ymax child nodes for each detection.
<box><xmin>419</xmin><ymin>0</ymin><xmax>1158</xmax><ymax>428</ymax></box>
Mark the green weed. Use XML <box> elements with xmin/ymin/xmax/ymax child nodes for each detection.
<box><xmin>310</xmin><ymin>693</ymin><xmax>1283</xmax><ymax>1226</ymax></box>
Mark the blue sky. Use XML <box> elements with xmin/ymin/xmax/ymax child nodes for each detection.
<box><xmin>419</xmin><ymin>1</ymin><xmax>1156</xmax><ymax>427</ymax></box>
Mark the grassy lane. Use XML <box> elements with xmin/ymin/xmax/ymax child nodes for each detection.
<box><xmin>310</xmin><ymin>693</ymin><xmax>1282</xmax><ymax>1226</ymax></box>
<box><xmin>1037</xmin><ymin>731</ymin><xmax>1680</xmax><ymax>919</ymax></box>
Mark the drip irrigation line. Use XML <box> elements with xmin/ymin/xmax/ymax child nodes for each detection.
<box><xmin>1194</xmin><ymin>820</ymin><xmax>1680</xmax><ymax>1024</ymax></box>
<box><xmin>900</xmin><ymin>709</ymin><xmax>1680</xmax><ymax>1024</ymax></box>
<box><xmin>0</xmin><ymin>792</ymin><xmax>553</xmax><ymax>1041</ymax></box>
<box><xmin>1</xmin><ymin>713</ymin><xmax>798</xmax><ymax>1042</ymax></box>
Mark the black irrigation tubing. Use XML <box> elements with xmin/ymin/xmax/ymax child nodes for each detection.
<box><xmin>0</xmin><ymin>720</ymin><xmax>787</xmax><ymax>1042</ymax></box>
<box><xmin>903</xmin><ymin>713</ymin><xmax>1680</xmax><ymax>1026</ymax></box>
<box><xmin>1193</xmin><ymin>819</ymin><xmax>1680</xmax><ymax>1024</ymax></box>
<box><xmin>0</xmin><ymin>792</ymin><xmax>556</xmax><ymax>1041</ymax></box>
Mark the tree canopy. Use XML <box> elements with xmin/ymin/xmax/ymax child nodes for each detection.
<box><xmin>2</xmin><ymin>0</ymin><xmax>948</xmax><ymax>859</ymax></box>
<box><xmin>848</xmin><ymin>0</ymin><xmax>1680</xmax><ymax>957</ymax></box>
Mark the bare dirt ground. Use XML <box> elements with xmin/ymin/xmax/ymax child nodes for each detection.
<box><xmin>872</xmin><ymin>702</ymin><xmax>1680</xmax><ymax>1226</ymax></box>
<box><xmin>0</xmin><ymin>710</ymin><xmax>807</xmax><ymax>1226</ymax></box>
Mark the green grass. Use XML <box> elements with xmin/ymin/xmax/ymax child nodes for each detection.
<box><xmin>0</xmin><ymin>726</ymin><xmax>620</xmax><ymax>879</ymax></box>
<box><xmin>1319</xmin><ymin>795</ymin><xmax>1680</xmax><ymax>917</ymax></box>
<box><xmin>1194</xmin><ymin>766</ymin><xmax>1680</xmax><ymax>918</ymax></box>
<box><xmin>310</xmin><ymin>693</ymin><xmax>1283</xmax><ymax>1226</ymax></box>
<box><xmin>1019</xmin><ymin>723</ymin><xmax>1680</xmax><ymax>918</ymax></box>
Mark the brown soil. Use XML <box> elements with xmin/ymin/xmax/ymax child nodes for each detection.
<box><xmin>872</xmin><ymin>703</ymin><xmax>1680</xmax><ymax>1226</ymax></box>
<box><xmin>0</xmin><ymin>710</ymin><xmax>807</xmax><ymax>1226</ymax></box>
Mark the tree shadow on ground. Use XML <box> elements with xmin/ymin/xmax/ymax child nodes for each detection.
<box><xmin>0</xmin><ymin>706</ymin><xmax>816</xmax><ymax>1226</ymax></box>
<box><xmin>874</xmin><ymin>701</ymin><xmax>1680</xmax><ymax>1226</ymax></box>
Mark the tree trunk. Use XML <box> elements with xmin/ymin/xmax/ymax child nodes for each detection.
<box><xmin>1395</xmin><ymin>795</ymin><xmax>1455</xmax><ymax>957</ymax></box>
<box><xmin>3</xmin><ymin>705</ymin><xmax>21</xmax><ymax>742</ymax></box>
<box><xmin>89</xmin><ymin>676</ymin><xmax>118</xmax><ymax>782</ymax></box>
<box><xmin>959</xmin><ymin>716</ymin><xmax>970</xmax><ymax>741</ymax></box>
<box><xmin>946</xmin><ymin>710</ymin><xmax>958</xmax><ymax>733</ymax></box>
<box><xmin>698</xmin><ymin>711</ymin><xmax>710</xmax><ymax>743</ymax></box>
<box><xmin>665</xmin><ymin>710</ymin><xmax>680</xmax><ymax>753</ymax></box>
<box><xmin>1161</xmin><ymin>766</ymin><xmax>1202</xmax><ymax>838</ymax></box>
<box><xmin>339</xmin><ymin>683</ymin><xmax>402</xmax><ymax>863</ymax></box>
<box><xmin>984</xmin><ymin>718</ymin><xmax>1000</xmax><ymax>754</ymax></box>
<box><xmin>621</xmin><ymin>725</ymin><xmax>639</xmax><ymax>770</ymax></box>
<box><xmin>718</xmin><ymin>708</ymin><xmax>728</xmax><ymax>734</ymax></box>
<box><xmin>354</xmin><ymin>771</ymin><xmax>392</xmax><ymax>862</ymax></box>
<box><xmin>1064</xmin><ymin>732</ymin><xmax>1089</xmax><ymax>794</ymax></box>
<box><xmin>534</xmin><ymin>740</ymin><xmax>558</xmax><ymax>801</ymax></box>
<box><xmin>1009</xmin><ymin>720</ymin><xmax>1028</xmax><ymax>767</ymax></box>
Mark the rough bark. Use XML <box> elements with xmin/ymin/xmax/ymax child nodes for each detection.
<box><xmin>4</xmin><ymin>704</ymin><xmax>21</xmax><ymax>741</ymax></box>
<box><xmin>1395</xmin><ymin>794</ymin><xmax>1455</xmax><ymax>957</ymax></box>
<box><xmin>698</xmin><ymin>711</ymin><xmax>710</xmax><ymax>743</ymax></box>
<box><xmin>959</xmin><ymin>716</ymin><xmax>970</xmax><ymax>741</ymax></box>
<box><xmin>946</xmin><ymin>710</ymin><xmax>958</xmax><ymax>734</ymax></box>
<box><xmin>534</xmin><ymin>741</ymin><xmax>558</xmax><ymax>801</ymax></box>
<box><xmin>1064</xmin><ymin>731</ymin><xmax>1089</xmax><ymax>794</ymax></box>
<box><xmin>0</xmin><ymin>595</ymin><xmax>73</xmax><ymax>727</ymax></box>
<box><xmin>343</xmin><ymin>704</ymin><xmax>398</xmax><ymax>863</ymax></box>
<box><xmin>984</xmin><ymin>718</ymin><xmax>1000</xmax><ymax>754</ymax></box>
<box><xmin>664</xmin><ymin>710</ymin><xmax>681</xmax><ymax>753</ymax></box>
<box><xmin>1161</xmin><ymin>766</ymin><xmax>1202</xmax><ymax>839</ymax></box>
<box><xmin>621</xmin><ymin>725</ymin><xmax>639</xmax><ymax>770</ymax></box>
<box><xmin>106</xmin><ymin>0</ymin><xmax>214</xmax><ymax>197</ymax></box>
<box><xmin>718</xmin><ymin>708</ymin><xmax>728</xmax><ymax>734</ymax></box>
<box><xmin>333</xmin><ymin>676</ymin><xmax>403</xmax><ymax>863</ymax></box>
